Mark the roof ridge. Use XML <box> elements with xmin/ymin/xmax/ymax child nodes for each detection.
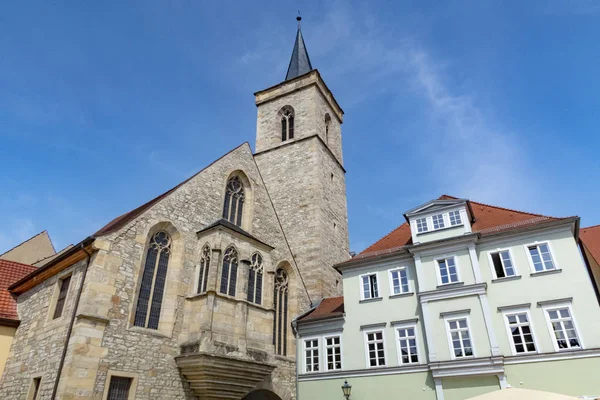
<box><xmin>94</xmin><ymin>142</ymin><xmax>252</xmax><ymax>237</ymax></box>
<box><xmin>441</xmin><ymin>194</ymin><xmax>557</xmax><ymax>219</ymax></box>
<box><xmin>0</xmin><ymin>230</ymin><xmax>49</xmax><ymax>258</ymax></box>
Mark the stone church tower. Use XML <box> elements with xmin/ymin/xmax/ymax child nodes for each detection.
<box><xmin>254</xmin><ymin>18</ymin><xmax>350</xmax><ymax>302</ymax></box>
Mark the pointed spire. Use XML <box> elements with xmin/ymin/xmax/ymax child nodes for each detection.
<box><xmin>285</xmin><ymin>15</ymin><xmax>313</xmax><ymax>81</ymax></box>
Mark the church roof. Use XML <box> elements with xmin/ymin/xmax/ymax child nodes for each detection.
<box><xmin>0</xmin><ymin>259</ymin><xmax>36</xmax><ymax>324</ymax></box>
<box><xmin>350</xmin><ymin>195</ymin><xmax>572</xmax><ymax>263</ymax></box>
<box><xmin>196</xmin><ymin>219</ymin><xmax>274</xmax><ymax>250</ymax></box>
<box><xmin>285</xmin><ymin>18</ymin><xmax>313</xmax><ymax>81</ymax></box>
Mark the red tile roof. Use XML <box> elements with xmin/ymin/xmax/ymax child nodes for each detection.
<box><xmin>580</xmin><ymin>224</ymin><xmax>600</xmax><ymax>266</ymax></box>
<box><xmin>360</xmin><ymin>195</ymin><xmax>566</xmax><ymax>256</ymax></box>
<box><xmin>0</xmin><ymin>259</ymin><xmax>36</xmax><ymax>322</ymax></box>
<box><xmin>298</xmin><ymin>296</ymin><xmax>344</xmax><ymax>321</ymax></box>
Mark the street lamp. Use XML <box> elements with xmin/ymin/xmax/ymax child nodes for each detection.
<box><xmin>341</xmin><ymin>379</ymin><xmax>352</xmax><ymax>399</ymax></box>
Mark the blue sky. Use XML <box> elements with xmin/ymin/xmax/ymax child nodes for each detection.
<box><xmin>1</xmin><ymin>1</ymin><xmax>599</xmax><ymax>254</ymax></box>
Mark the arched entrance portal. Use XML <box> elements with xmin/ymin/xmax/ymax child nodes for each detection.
<box><xmin>242</xmin><ymin>389</ymin><xmax>283</xmax><ymax>400</ymax></box>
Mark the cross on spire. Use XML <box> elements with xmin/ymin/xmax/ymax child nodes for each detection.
<box><xmin>285</xmin><ymin>14</ymin><xmax>313</xmax><ymax>81</ymax></box>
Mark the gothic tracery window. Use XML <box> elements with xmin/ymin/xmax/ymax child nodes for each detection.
<box><xmin>134</xmin><ymin>231</ymin><xmax>171</xmax><ymax>329</ymax></box>
<box><xmin>220</xmin><ymin>246</ymin><xmax>238</xmax><ymax>296</ymax></box>
<box><xmin>281</xmin><ymin>107</ymin><xmax>294</xmax><ymax>141</ymax></box>
<box><xmin>273</xmin><ymin>267</ymin><xmax>289</xmax><ymax>356</ymax></box>
<box><xmin>222</xmin><ymin>176</ymin><xmax>245</xmax><ymax>227</ymax></box>
<box><xmin>197</xmin><ymin>244</ymin><xmax>211</xmax><ymax>293</ymax></box>
<box><xmin>247</xmin><ymin>252</ymin><xmax>263</xmax><ymax>305</ymax></box>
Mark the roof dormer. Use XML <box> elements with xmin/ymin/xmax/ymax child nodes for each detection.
<box><xmin>404</xmin><ymin>198</ymin><xmax>473</xmax><ymax>244</ymax></box>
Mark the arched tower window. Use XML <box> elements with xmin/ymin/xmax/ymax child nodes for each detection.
<box><xmin>223</xmin><ymin>176</ymin><xmax>245</xmax><ymax>227</ymax></box>
<box><xmin>197</xmin><ymin>244</ymin><xmax>211</xmax><ymax>293</ymax></box>
<box><xmin>220</xmin><ymin>246</ymin><xmax>238</xmax><ymax>296</ymax></box>
<box><xmin>134</xmin><ymin>231</ymin><xmax>171</xmax><ymax>329</ymax></box>
<box><xmin>273</xmin><ymin>268</ymin><xmax>289</xmax><ymax>356</ymax></box>
<box><xmin>247</xmin><ymin>252</ymin><xmax>263</xmax><ymax>305</ymax></box>
<box><xmin>280</xmin><ymin>106</ymin><xmax>295</xmax><ymax>141</ymax></box>
<box><xmin>324</xmin><ymin>113</ymin><xmax>331</xmax><ymax>145</ymax></box>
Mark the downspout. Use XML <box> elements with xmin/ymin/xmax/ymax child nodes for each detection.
<box><xmin>51</xmin><ymin>242</ymin><xmax>93</xmax><ymax>400</ymax></box>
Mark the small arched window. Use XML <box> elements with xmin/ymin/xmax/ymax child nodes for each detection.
<box><xmin>247</xmin><ymin>252</ymin><xmax>263</xmax><ymax>305</ymax></box>
<box><xmin>324</xmin><ymin>113</ymin><xmax>331</xmax><ymax>145</ymax></box>
<box><xmin>197</xmin><ymin>244</ymin><xmax>211</xmax><ymax>293</ymax></box>
<box><xmin>273</xmin><ymin>268</ymin><xmax>289</xmax><ymax>356</ymax></box>
<box><xmin>223</xmin><ymin>176</ymin><xmax>245</xmax><ymax>227</ymax></box>
<box><xmin>134</xmin><ymin>231</ymin><xmax>171</xmax><ymax>329</ymax></box>
<box><xmin>220</xmin><ymin>246</ymin><xmax>238</xmax><ymax>296</ymax></box>
<box><xmin>281</xmin><ymin>107</ymin><xmax>294</xmax><ymax>141</ymax></box>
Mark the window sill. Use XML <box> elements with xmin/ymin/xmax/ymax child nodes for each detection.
<box><xmin>186</xmin><ymin>292</ymin><xmax>208</xmax><ymax>300</ymax></box>
<box><xmin>128</xmin><ymin>326</ymin><xmax>171</xmax><ymax>339</ymax></box>
<box><xmin>389</xmin><ymin>292</ymin><xmax>415</xmax><ymax>299</ymax></box>
<box><xmin>359</xmin><ymin>297</ymin><xmax>383</xmax><ymax>304</ymax></box>
<box><xmin>274</xmin><ymin>355</ymin><xmax>296</xmax><ymax>363</ymax></box>
<box><xmin>436</xmin><ymin>282</ymin><xmax>464</xmax><ymax>289</ymax></box>
<box><xmin>530</xmin><ymin>269</ymin><xmax>562</xmax><ymax>278</ymax></box>
<box><xmin>416</xmin><ymin>224</ymin><xmax>464</xmax><ymax>236</ymax></box>
<box><xmin>491</xmin><ymin>275</ymin><xmax>522</xmax><ymax>283</ymax></box>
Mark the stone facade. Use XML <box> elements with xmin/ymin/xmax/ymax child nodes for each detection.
<box><xmin>0</xmin><ymin>61</ymin><xmax>349</xmax><ymax>399</ymax></box>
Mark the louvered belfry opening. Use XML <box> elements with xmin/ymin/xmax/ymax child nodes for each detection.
<box><xmin>273</xmin><ymin>268</ymin><xmax>289</xmax><ymax>356</ymax></box>
<box><xmin>134</xmin><ymin>231</ymin><xmax>171</xmax><ymax>329</ymax></box>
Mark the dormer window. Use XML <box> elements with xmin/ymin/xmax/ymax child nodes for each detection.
<box><xmin>449</xmin><ymin>210</ymin><xmax>462</xmax><ymax>226</ymax></box>
<box><xmin>432</xmin><ymin>214</ymin><xmax>445</xmax><ymax>230</ymax></box>
<box><xmin>416</xmin><ymin>218</ymin><xmax>428</xmax><ymax>233</ymax></box>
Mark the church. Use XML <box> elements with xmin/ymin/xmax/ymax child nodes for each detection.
<box><xmin>0</xmin><ymin>19</ymin><xmax>349</xmax><ymax>400</ymax></box>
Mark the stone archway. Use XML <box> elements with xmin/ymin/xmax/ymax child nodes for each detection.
<box><xmin>242</xmin><ymin>389</ymin><xmax>283</xmax><ymax>400</ymax></box>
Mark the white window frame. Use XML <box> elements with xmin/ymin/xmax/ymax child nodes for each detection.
<box><xmin>363</xmin><ymin>329</ymin><xmax>387</xmax><ymax>368</ymax></box>
<box><xmin>432</xmin><ymin>213</ymin><xmax>445</xmax><ymax>230</ymax></box>
<box><xmin>448</xmin><ymin>210</ymin><xmax>462</xmax><ymax>226</ymax></box>
<box><xmin>416</xmin><ymin>217</ymin><xmax>429</xmax><ymax>233</ymax></box>
<box><xmin>541</xmin><ymin>302</ymin><xmax>584</xmax><ymax>352</ymax></box>
<box><xmin>323</xmin><ymin>333</ymin><xmax>343</xmax><ymax>371</ymax></box>
<box><xmin>501</xmin><ymin>308</ymin><xmax>538</xmax><ymax>356</ymax></box>
<box><xmin>303</xmin><ymin>336</ymin><xmax>321</xmax><ymax>373</ymax></box>
<box><xmin>435</xmin><ymin>256</ymin><xmax>461</xmax><ymax>285</ymax></box>
<box><xmin>359</xmin><ymin>272</ymin><xmax>380</xmax><ymax>300</ymax></box>
<box><xmin>388</xmin><ymin>267</ymin><xmax>411</xmax><ymax>295</ymax></box>
<box><xmin>394</xmin><ymin>323</ymin><xmax>420</xmax><ymax>365</ymax></box>
<box><xmin>524</xmin><ymin>241</ymin><xmax>559</xmax><ymax>273</ymax></box>
<box><xmin>444</xmin><ymin>314</ymin><xmax>475</xmax><ymax>360</ymax></box>
<box><xmin>487</xmin><ymin>248</ymin><xmax>519</xmax><ymax>279</ymax></box>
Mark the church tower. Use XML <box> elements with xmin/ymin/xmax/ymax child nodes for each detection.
<box><xmin>254</xmin><ymin>17</ymin><xmax>350</xmax><ymax>302</ymax></box>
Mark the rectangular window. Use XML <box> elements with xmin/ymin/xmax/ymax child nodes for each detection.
<box><xmin>447</xmin><ymin>318</ymin><xmax>473</xmax><ymax>358</ymax></box>
<box><xmin>365</xmin><ymin>331</ymin><xmax>386</xmax><ymax>367</ymax></box>
<box><xmin>325</xmin><ymin>336</ymin><xmax>342</xmax><ymax>371</ymax></box>
<box><xmin>361</xmin><ymin>273</ymin><xmax>379</xmax><ymax>299</ymax></box>
<box><xmin>490</xmin><ymin>250</ymin><xmax>516</xmax><ymax>278</ymax></box>
<box><xmin>528</xmin><ymin>243</ymin><xmax>556</xmax><ymax>272</ymax></box>
<box><xmin>432</xmin><ymin>214</ymin><xmax>445</xmax><ymax>229</ymax></box>
<box><xmin>304</xmin><ymin>339</ymin><xmax>319</xmax><ymax>372</ymax></box>
<box><xmin>107</xmin><ymin>376</ymin><xmax>132</xmax><ymax>400</ymax></box>
<box><xmin>437</xmin><ymin>257</ymin><xmax>459</xmax><ymax>284</ymax></box>
<box><xmin>29</xmin><ymin>377</ymin><xmax>41</xmax><ymax>400</ymax></box>
<box><xmin>546</xmin><ymin>307</ymin><xmax>581</xmax><ymax>350</ymax></box>
<box><xmin>397</xmin><ymin>326</ymin><xmax>418</xmax><ymax>364</ymax></box>
<box><xmin>53</xmin><ymin>275</ymin><xmax>71</xmax><ymax>319</ymax></box>
<box><xmin>449</xmin><ymin>210</ymin><xmax>462</xmax><ymax>226</ymax></box>
<box><xmin>390</xmin><ymin>268</ymin><xmax>409</xmax><ymax>295</ymax></box>
<box><xmin>416</xmin><ymin>218</ymin><xmax>428</xmax><ymax>233</ymax></box>
<box><xmin>505</xmin><ymin>312</ymin><xmax>536</xmax><ymax>354</ymax></box>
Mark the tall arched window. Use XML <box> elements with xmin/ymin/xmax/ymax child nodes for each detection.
<box><xmin>324</xmin><ymin>113</ymin><xmax>331</xmax><ymax>145</ymax></box>
<box><xmin>220</xmin><ymin>246</ymin><xmax>238</xmax><ymax>296</ymax></box>
<box><xmin>197</xmin><ymin>244</ymin><xmax>211</xmax><ymax>293</ymax></box>
<box><xmin>247</xmin><ymin>252</ymin><xmax>263</xmax><ymax>305</ymax></box>
<box><xmin>273</xmin><ymin>268</ymin><xmax>289</xmax><ymax>356</ymax></box>
<box><xmin>223</xmin><ymin>176</ymin><xmax>245</xmax><ymax>227</ymax></box>
<box><xmin>134</xmin><ymin>231</ymin><xmax>171</xmax><ymax>329</ymax></box>
<box><xmin>280</xmin><ymin>107</ymin><xmax>294</xmax><ymax>141</ymax></box>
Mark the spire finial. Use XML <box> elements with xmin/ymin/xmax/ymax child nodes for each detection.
<box><xmin>285</xmin><ymin>12</ymin><xmax>313</xmax><ymax>81</ymax></box>
<box><xmin>297</xmin><ymin>11</ymin><xmax>302</xmax><ymax>26</ymax></box>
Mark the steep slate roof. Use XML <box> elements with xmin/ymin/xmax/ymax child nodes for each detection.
<box><xmin>360</xmin><ymin>195</ymin><xmax>565</xmax><ymax>256</ymax></box>
<box><xmin>285</xmin><ymin>19</ymin><xmax>313</xmax><ymax>81</ymax></box>
<box><xmin>580</xmin><ymin>224</ymin><xmax>600</xmax><ymax>265</ymax></box>
<box><xmin>0</xmin><ymin>259</ymin><xmax>36</xmax><ymax>323</ymax></box>
<box><xmin>298</xmin><ymin>296</ymin><xmax>344</xmax><ymax>321</ymax></box>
